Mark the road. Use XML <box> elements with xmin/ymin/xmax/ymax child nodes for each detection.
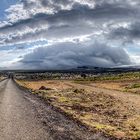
<box><xmin>0</xmin><ymin>79</ymin><xmax>107</xmax><ymax>140</ymax></box>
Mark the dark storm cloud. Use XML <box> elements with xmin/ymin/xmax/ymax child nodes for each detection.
<box><xmin>19</xmin><ymin>42</ymin><xmax>131</xmax><ymax>69</ymax></box>
<box><xmin>0</xmin><ymin>2</ymin><xmax>137</xmax><ymax>30</ymax></box>
<box><xmin>109</xmin><ymin>22</ymin><xmax>140</xmax><ymax>42</ymax></box>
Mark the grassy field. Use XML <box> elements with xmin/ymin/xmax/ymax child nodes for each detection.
<box><xmin>74</xmin><ymin>72</ymin><xmax>139</xmax><ymax>80</ymax></box>
<box><xmin>85</xmin><ymin>80</ymin><xmax>140</xmax><ymax>94</ymax></box>
<box><xmin>15</xmin><ymin>72</ymin><xmax>140</xmax><ymax>139</ymax></box>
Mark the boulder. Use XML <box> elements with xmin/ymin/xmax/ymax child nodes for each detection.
<box><xmin>39</xmin><ymin>86</ymin><xmax>52</xmax><ymax>90</ymax></box>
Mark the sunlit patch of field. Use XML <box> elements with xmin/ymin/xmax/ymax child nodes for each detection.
<box><xmin>16</xmin><ymin>78</ymin><xmax>140</xmax><ymax>139</ymax></box>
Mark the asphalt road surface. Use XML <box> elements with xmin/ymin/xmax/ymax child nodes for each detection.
<box><xmin>0</xmin><ymin>79</ymin><xmax>108</xmax><ymax>140</ymax></box>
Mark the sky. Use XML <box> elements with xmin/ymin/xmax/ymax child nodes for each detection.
<box><xmin>0</xmin><ymin>0</ymin><xmax>140</xmax><ymax>69</ymax></box>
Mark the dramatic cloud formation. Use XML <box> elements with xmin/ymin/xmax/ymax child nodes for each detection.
<box><xmin>18</xmin><ymin>42</ymin><xmax>131</xmax><ymax>69</ymax></box>
<box><xmin>0</xmin><ymin>0</ymin><xmax>140</xmax><ymax>69</ymax></box>
<box><xmin>0</xmin><ymin>0</ymin><xmax>139</xmax><ymax>46</ymax></box>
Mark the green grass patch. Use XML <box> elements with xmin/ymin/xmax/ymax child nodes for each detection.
<box><xmin>125</xmin><ymin>83</ymin><xmax>140</xmax><ymax>89</ymax></box>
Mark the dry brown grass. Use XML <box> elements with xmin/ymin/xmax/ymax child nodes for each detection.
<box><xmin>16</xmin><ymin>79</ymin><xmax>140</xmax><ymax>139</ymax></box>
